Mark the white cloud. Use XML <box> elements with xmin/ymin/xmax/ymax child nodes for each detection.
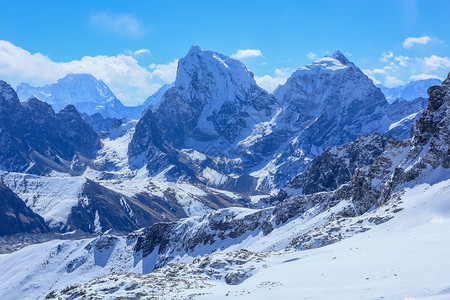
<box><xmin>133</xmin><ymin>49</ymin><xmax>150</xmax><ymax>55</ymax></box>
<box><xmin>255</xmin><ymin>67</ymin><xmax>292</xmax><ymax>93</ymax></box>
<box><xmin>380</xmin><ymin>51</ymin><xmax>394</xmax><ymax>62</ymax></box>
<box><xmin>372</xmin><ymin>68</ymin><xmax>386</xmax><ymax>74</ymax></box>
<box><xmin>362</xmin><ymin>69</ymin><xmax>382</xmax><ymax>85</ymax></box>
<box><xmin>384</xmin><ymin>76</ymin><xmax>404</xmax><ymax>87</ymax></box>
<box><xmin>394</xmin><ymin>55</ymin><xmax>410</xmax><ymax>67</ymax></box>
<box><xmin>307</xmin><ymin>52</ymin><xmax>317</xmax><ymax>60</ymax></box>
<box><xmin>421</xmin><ymin>55</ymin><xmax>450</xmax><ymax>70</ymax></box>
<box><xmin>149</xmin><ymin>59</ymin><xmax>179</xmax><ymax>83</ymax></box>
<box><xmin>90</xmin><ymin>13</ymin><xmax>145</xmax><ymax>38</ymax></box>
<box><xmin>410</xmin><ymin>73</ymin><xmax>443</xmax><ymax>81</ymax></box>
<box><xmin>231</xmin><ymin>49</ymin><xmax>263</xmax><ymax>59</ymax></box>
<box><xmin>403</xmin><ymin>36</ymin><xmax>431</xmax><ymax>49</ymax></box>
<box><xmin>0</xmin><ymin>40</ymin><xmax>176</xmax><ymax>105</ymax></box>
<box><xmin>255</xmin><ymin>75</ymin><xmax>285</xmax><ymax>93</ymax></box>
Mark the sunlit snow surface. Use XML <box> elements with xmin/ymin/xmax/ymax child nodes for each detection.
<box><xmin>1</xmin><ymin>179</ymin><xmax>449</xmax><ymax>299</ymax></box>
<box><xmin>205</xmin><ymin>180</ymin><xmax>450</xmax><ymax>300</ymax></box>
<box><xmin>0</xmin><ymin>171</ymin><xmax>86</xmax><ymax>229</ymax></box>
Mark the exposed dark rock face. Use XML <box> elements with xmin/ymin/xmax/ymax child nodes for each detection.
<box><xmin>0</xmin><ymin>182</ymin><xmax>49</xmax><ymax>236</ymax></box>
<box><xmin>411</xmin><ymin>73</ymin><xmax>450</xmax><ymax>168</ymax></box>
<box><xmin>65</xmin><ymin>179</ymin><xmax>187</xmax><ymax>233</ymax></box>
<box><xmin>81</xmin><ymin>112</ymin><xmax>122</xmax><ymax>133</ymax></box>
<box><xmin>288</xmin><ymin>133</ymin><xmax>396</xmax><ymax>195</ymax></box>
<box><xmin>64</xmin><ymin>178</ymin><xmax>246</xmax><ymax>234</ymax></box>
<box><xmin>56</xmin><ymin>105</ymin><xmax>102</xmax><ymax>159</ymax></box>
<box><xmin>0</xmin><ymin>81</ymin><xmax>101</xmax><ymax>174</ymax></box>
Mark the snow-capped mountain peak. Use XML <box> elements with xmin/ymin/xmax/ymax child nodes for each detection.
<box><xmin>328</xmin><ymin>50</ymin><xmax>353</xmax><ymax>66</ymax></box>
<box><xmin>53</xmin><ymin>73</ymin><xmax>116</xmax><ymax>103</ymax></box>
<box><xmin>129</xmin><ymin>46</ymin><xmax>277</xmax><ymax>169</ymax></box>
<box><xmin>17</xmin><ymin>73</ymin><xmax>117</xmax><ymax>107</ymax></box>
<box><xmin>274</xmin><ymin>51</ymin><xmax>386</xmax><ymax>118</ymax></box>
<box><xmin>175</xmin><ymin>45</ymin><xmax>257</xmax><ymax>93</ymax></box>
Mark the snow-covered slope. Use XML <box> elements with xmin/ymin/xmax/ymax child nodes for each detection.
<box><xmin>2</xmin><ymin>167</ymin><xmax>448</xmax><ymax>299</ymax></box>
<box><xmin>40</xmin><ymin>179</ymin><xmax>450</xmax><ymax>300</ymax></box>
<box><xmin>379</xmin><ymin>78</ymin><xmax>442</xmax><ymax>103</ymax></box>
<box><xmin>0</xmin><ymin>172</ymin><xmax>87</xmax><ymax>229</ymax></box>
<box><xmin>0</xmin><ymin>182</ymin><xmax>49</xmax><ymax>236</ymax></box>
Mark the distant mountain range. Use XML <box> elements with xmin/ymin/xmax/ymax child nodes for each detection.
<box><xmin>378</xmin><ymin>78</ymin><xmax>441</xmax><ymax>103</ymax></box>
<box><xmin>16</xmin><ymin>74</ymin><xmax>169</xmax><ymax>119</ymax></box>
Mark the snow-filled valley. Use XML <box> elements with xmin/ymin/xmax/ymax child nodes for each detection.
<box><xmin>0</xmin><ymin>44</ymin><xmax>449</xmax><ymax>300</ymax></box>
<box><xmin>2</xmin><ymin>179</ymin><xmax>449</xmax><ymax>299</ymax></box>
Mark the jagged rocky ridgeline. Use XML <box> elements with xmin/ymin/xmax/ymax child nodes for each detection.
<box><xmin>0</xmin><ymin>81</ymin><xmax>101</xmax><ymax>175</ymax></box>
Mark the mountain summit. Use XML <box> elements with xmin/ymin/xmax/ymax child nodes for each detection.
<box><xmin>129</xmin><ymin>45</ymin><xmax>277</xmax><ymax>171</ymax></box>
<box><xmin>328</xmin><ymin>50</ymin><xmax>353</xmax><ymax>66</ymax></box>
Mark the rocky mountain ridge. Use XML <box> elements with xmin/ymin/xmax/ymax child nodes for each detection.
<box><xmin>126</xmin><ymin>72</ymin><xmax>450</xmax><ymax>271</ymax></box>
<box><xmin>0</xmin><ymin>81</ymin><xmax>101</xmax><ymax>175</ymax></box>
<box><xmin>128</xmin><ymin>48</ymin><xmax>426</xmax><ymax>196</ymax></box>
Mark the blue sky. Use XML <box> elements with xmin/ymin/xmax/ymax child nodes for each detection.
<box><xmin>0</xmin><ymin>0</ymin><xmax>449</xmax><ymax>105</ymax></box>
